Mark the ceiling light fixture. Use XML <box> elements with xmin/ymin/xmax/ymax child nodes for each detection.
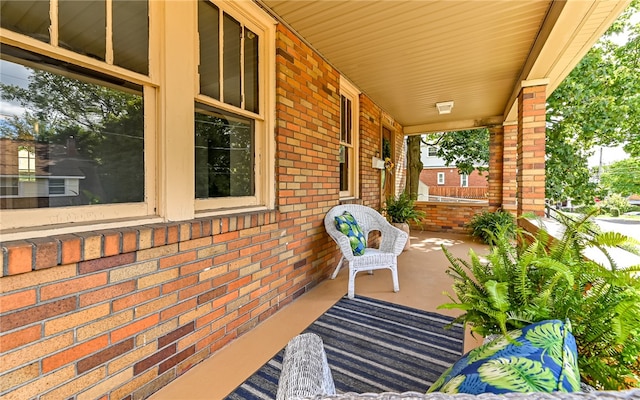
<box><xmin>436</xmin><ymin>101</ymin><xmax>454</xmax><ymax>115</ymax></box>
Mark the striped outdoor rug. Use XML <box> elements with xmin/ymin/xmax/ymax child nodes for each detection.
<box><xmin>225</xmin><ymin>296</ymin><xmax>465</xmax><ymax>399</ymax></box>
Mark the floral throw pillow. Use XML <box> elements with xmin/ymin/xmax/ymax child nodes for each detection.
<box><xmin>334</xmin><ymin>211</ymin><xmax>367</xmax><ymax>256</ymax></box>
<box><xmin>428</xmin><ymin>320</ymin><xmax>581</xmax><ymax>394</ymax></box>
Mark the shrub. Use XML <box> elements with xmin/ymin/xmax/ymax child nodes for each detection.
<box><xmin>466</xmin><ymin>209</ymin><xmax>515</xmax><ymax>245</ymax></box>
<box><xmin>382</xmin><ymin>192</ymin><xmax>425</xmax><ymax>224</ymax></box>
<box><xmin>440</xmin><ymin>209</ymin><xmax>640</xmax><ymax>389</ymax></box>
<box><xmin>602</xmin><ymin>193</ymin><xmax>631</xmax><ymax>215</ymax></box>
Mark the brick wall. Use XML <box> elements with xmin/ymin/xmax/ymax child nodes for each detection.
<box><xmin>0</xmin><ymin>23</ymin><xmax>352</xmax><ymax>400</ymax></box>
<box><xmin>413</xmin><ymin>201</ymin><xmax>489</xmax><ymax>233</ymax></box>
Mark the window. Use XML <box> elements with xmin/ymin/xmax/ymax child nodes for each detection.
<box><xmin>1</xmin><ymin>0</ymin><xmax>149</xmax><ymax>75</ymax></box>
<box><xmin>437</xmin><ymin>172</ymin><xmax>445</xmax><ymax>185</ymax></box>
<box><xmin>0</xmin><ymin>50</ymin><xmax>145</xmax><ymax>211</ymax></box>
<box><xmin>0</xmin><ymin>0</ymin><xmax>153</xmax><ymax>231</ymax></box>
<box><xmin>0</xmin><ymin>178</ymin><xmax>19</xmax><ymax>197</ymax></box>
<box><xmin>339</xmin><ymin>78</ymin><xmax>359</xmax><ymax>198</ymax></box>
<box><xmin>195</xmin><ymin>105</ymin><xmax>254</xmax><ymax>199</ymax></box>
<box><xmin>198</xmin><ymin>0</ymin><xmax>259</xmax><ymax>113</ymax></box>
<box><xmin>427</xmin><ymin>146</ymin><xmax>438</xmax><ymax>157</ymax></box>
<box><xmin>48</xmin><ymin>179</ymin><xmax>66</xmax><ymax>195</ymax></box>
<box><xmin>460</xmin><ymin>174</ymin><xmax>468</xmax><ymax>187</ymax></box>
<box><xmin>195</xmin><ymin>0</ymin><xmax>274</xmax><ymax>211</ymax></box>
<box><xmin>18</xmin><ymin>146</ymin><xmax>36</xmax><ymax>181</ymax></box>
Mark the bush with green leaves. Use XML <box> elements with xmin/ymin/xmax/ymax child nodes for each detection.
<box><xmin>466</xmin><ymin>209</ymin><xmax>516</xmax><ymax>245</ymax></box>
<box><xmin>382</xmin><ymin>192</ymin><xmax>425</xmax><ymax>224</ymax></box>
<box><xmin>601</xmin><ymin>193</ymin><xmax>631</xmax><ymax>216</ymax></box>
<box><xmin>440</xmin><ymin>210</ymin><xmax>640</xmax><ymax>389</ymax></box>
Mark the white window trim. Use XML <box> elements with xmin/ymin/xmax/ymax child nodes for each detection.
<box><xmin>339</xmin><ymin>77</ymin><xmax>360</xmax><ymax>199</ymax></box>
<box><xmin>437</xmin><ymin>172</ymin><xmax>445</xmax><ymax>185</ymax></box>
<box><xmin>0</xmin><ymin>13</ymin><xmax>158</xmax><ymax>236</ymax></box>
<box><xmin>460</xmin><ymin>174</ymin><xmax>468</xmax><ymax>187</ymax></box>
<box><xmin>194</xmin><ymin>0</ymin><xmax>276</xmax><ymax>214</ymax></box>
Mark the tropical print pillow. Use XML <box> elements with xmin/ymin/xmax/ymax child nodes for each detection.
<box><xmin>428</xmin><ymin>319</ymin><xmax>581</xmax><ymax>394</ymax></box>
<box><xmin>334</xmin><ymin>211</ymin><xmax>367</xmax><ymax>256</ymax></box>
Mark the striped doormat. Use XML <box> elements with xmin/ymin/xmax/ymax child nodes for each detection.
<box><xmin>225</xmin><ymin>296</ymin><xmax>465</xmax><ymax>399</ymax></box>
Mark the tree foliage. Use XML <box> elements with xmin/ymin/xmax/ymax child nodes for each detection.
<box><xmin>599</xmin><ymin>157</ymin><xmax>640</xmax><ymax>197</ymax></box>
<box><xmin>546</xmin><ymin>1</ymin><xmax>639</xmax><ymax>202</ymax></box>
<box><xmin>423</xmin><ymin>129</ymin><xmax>489</xmax><ymax>176</ymax></box>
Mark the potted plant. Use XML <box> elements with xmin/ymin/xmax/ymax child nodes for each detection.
<box><xmin>438</xmin><ymin>209</ymin><xmax>640</xmax><ymax>390</ymax></box>
<box><xmin>382</xmin><ymin>192</ymin><xmax>425</xmax><ymax>250</ymax></box>
<box><xmin>467</xmin><ymin>209</ymin><xmax>516</xmax><ymax>245</ymax></box>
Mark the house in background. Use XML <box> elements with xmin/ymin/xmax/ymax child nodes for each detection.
<box><xmin>0</xmin><ymin>1</ymin><xmax>630</xmax><ymax>399</ymax></box>
<box><xmin>418</xmin><ymin>141</ymin><xmax>488</xmax><ymax>202</ymax></box>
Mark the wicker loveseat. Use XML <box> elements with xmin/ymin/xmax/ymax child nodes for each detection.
<box><xmin>276</xmin><ymin>333</ymin><xmax>640</xmax><ymax>400</ymax></box>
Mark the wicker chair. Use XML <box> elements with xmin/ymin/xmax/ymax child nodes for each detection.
<box><xmin>324</xmin><ymin>204</ymin><xmax>409</xmax><ymax>299</ymax></box>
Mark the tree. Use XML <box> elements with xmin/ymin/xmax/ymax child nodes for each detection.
<box><xmin>423</xmin><ymin>129</ymin><xmax>489</xmax><ymax>176</ymax></box>
<box><xmin>405</xmin><ymin>135</ymin><xmax>423</xmax><ymax>199</ymax></box>
<box><xmin>545</xmin><ymin>1</ymin><xmax>639</xmax><ymax>202</ymax></box>
<box><xmin>599</xmin><ymin>157</ymin><xmax>640</xmax><ymax>197</ymax></box>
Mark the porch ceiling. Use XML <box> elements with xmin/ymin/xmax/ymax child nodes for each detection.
<box><xmin>257</xmin><ymin>0</ymin><xmax>629</xmax><ymax>134</ymax></box>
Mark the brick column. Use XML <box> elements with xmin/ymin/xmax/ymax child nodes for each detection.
<box><xmin>502</xmin><ymin>122</ymin><xmax>518</xmax><ymax>214</ymax></box>
<box><xmin>517</xmin><ymin>80</ymin><xmax>548</xmax><ymax>217</ymax></box>
<box><xmin>488</xmin><ymin>125</ymin><xmax>503</xmax><ymax>212</ymax></box>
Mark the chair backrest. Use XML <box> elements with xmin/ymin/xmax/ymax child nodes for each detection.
<box><xmin>324</xmin><ymin>204</ymin><xmax>389</xmax><ymax>240</ymax></box>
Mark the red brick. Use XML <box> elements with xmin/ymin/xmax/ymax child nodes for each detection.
<box><xmin>102</xmin><ymin>230</ymin><xmax>122</xmax><ymax>257</ymax></box>
<box><xmin>133</xmin><ymin>344</ymin><xmax>176</xmax><ymax>376</ymax></box>
<box><xmin>41</xmin><ymin>273</ymin><xmax>108</xmax><ymax>301</ymax></box>
<box><xmin>1</xmin><ymin>297</ymin><xmax>76</xmax><ymax>333</ymax></box>
<box><xmin>158</xmin><ymin>322</ymin><xmax>195</xmax><ymax>348</ymax></box>
<box><xmin>0</xmin><ymin>325</ymin><xmax>41</xmax><ymax>352</ymax></box>
<box><xmin>112</xmin><ymin>287</ymin><xmax>160</xmax><ymax>312</ymax></box>
<box><xmin>29</xmin><ymin>237</ymin><xmax>59</xmax><ymax>270</ymax></box>
<box><xmin>158</xmin><ymin>345</ymin><xmax>195</xmax><ymax>374</ymax></box>
<box><xmin>58</xmin><ymin>234</ymin><xmax>82</xmax><ymax>264</ymax></box>
<box><xmin>79</xmin><ymin>280</ymin><xmax>136</xmax><ymax>307</ymax></box>
<box><xmin>4</xmin><ymin>241</ymin><xmax>33</xmax><ymax>275</ymax></box>
<box><xmin>0</xmin><ymin>289</ymin><xmax>37</xmax><ymax>313</ymax></box>
<box><xmin>121</xmin><ymin>228</ymin><xmax>139</xmax><ymax>253</ymax></box>
<box><xmin>111</xmin><ymin>314</ymin><xmax>159</xmax><ymax>343</ymax></box>
<box><xmin>78</xmin><ymin>253</ymin><xmax>136</xmax><ymax>274</ymax></box>
<box><xmin>197</xmin><ymin>286</ymin><xmax>227</xmax><ymax>305</ymax></box>
<box><xmin>42</xmin><ymin>335</ymin><xmax>108</xmax><ymax>373</ymax></box>
<box><xmin>77</xmin><ymin>338</ymin><xmax>134</xmax><ymax>374</ymax></box>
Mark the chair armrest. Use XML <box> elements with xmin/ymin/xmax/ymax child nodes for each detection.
<box><xmin>276</xmin><ymin>333</ymin><xmax>336</xmax><ymax>400</ymax></box>
<box><xmin>379</xmin><ymin>224</ymin><xmax>408</xmax><ymax>255</ymax></box>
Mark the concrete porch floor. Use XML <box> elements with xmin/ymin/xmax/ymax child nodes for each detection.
<box><xmin>149</xmin><ymin>230</ymin><xmax>488</xmax><ymax>400</ymax></box>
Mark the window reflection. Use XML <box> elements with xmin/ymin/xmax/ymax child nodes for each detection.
<box><xmin>0</xmin><ymin>47</ymin><xmax>144</xmax><ymax>209</ymax></box>
<box><xmin>195</xmin><ymin>105</ymin><xmax>254</xmax><ymax>198</ymax></box>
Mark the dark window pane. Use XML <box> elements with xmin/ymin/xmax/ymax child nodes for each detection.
<box><xmin>113</xmin><ymin>0</ymin><xmax>149</xmax><ymax>75</ymax></box>
<box><xmin>199</xmin><ymin>0</ymin><xmax>220</xmax><ymax>99</ymax></box>
<box><xmin>339</xmin><ymin>145</ymin><xmax>349</xmax><ymax>192</ymax></box>
<box><xmin>0</xmin><ymin>47</ymin><xmax>144</xmax><ymax>209</ymax></box>
<box><xmin>195</xmin><ymin>104</ymin><xmax>254</xmax><ymax>198</ymax></box>
<box><xmin>223</xmin><ymin>13</ymin><xmax>241</xmax><ymax>108</ymax></box>
<box><xmin>244</xmin><ymin>28</ymin><xmax>259</xmax><ymax>113</ymax></box>
<box><xmin>59</xmin><ymin>0</ymin><xmax>106</xmax><ymax>61</ymax></box>
<box><xmin>49</xmin><ymin>178</ymin><xmax>65</xmax><ymax>195</ymax></box>
<box><xmin>0</xmin><ymin>1</ymin><xmax>50</xmax><ymax>43</ymax></box>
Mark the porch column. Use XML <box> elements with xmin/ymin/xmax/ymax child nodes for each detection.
<box><xmin>488</xmin><ymin>125</ymin><xmax>503</xmax><ymax>212</ymax></box>
<box><xmin>517</xmin><ymin>79</ymin><xmax>548</xmax><ymax>217</ymax></box>
<box><xmin>502</xmin><ymin>122</ymin><xmax>518</xmax><ymax>214</ymax></box>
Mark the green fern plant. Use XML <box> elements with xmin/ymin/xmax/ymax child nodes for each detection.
<box><xmin>467</xmin><ymin>209</ymin><xmax>516</xmax><ymax>245</ymax></box>
<box><xmin>382</xmin><ymin>192</ymin><xmax>425</xmax><ymax>224</ymax></box>
<box><xmin>440</xmin><ymin>209</ymin><xmax>640</xmax><ymax>390</ymax></box>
